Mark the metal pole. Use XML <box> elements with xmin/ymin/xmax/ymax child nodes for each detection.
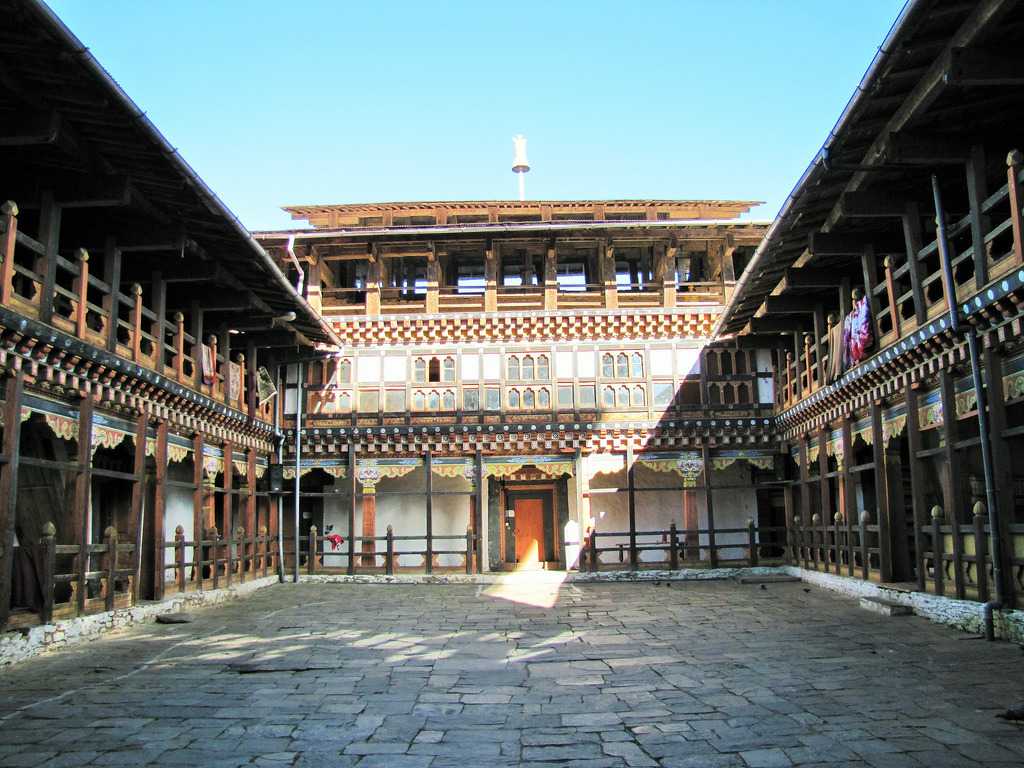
<box><xmin>273</xmin><ymin>365</ymin><xmax>285</xmax><ymax>582</ymax></box>
<box><xmin>932</xmin><ymin>174</ymin><xmax>1006</xmax><ymax>618</ymax></box>
<box><xmin>293</xmin><ymin>361</ymin><xmax>304</xmax><ymax>583</ymax></box>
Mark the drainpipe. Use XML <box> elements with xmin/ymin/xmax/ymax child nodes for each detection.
<box><xmin>932</xmin><ymin>175</ymin><xmax>1006</xmax><ymax>639</ymax></box>
<box><xmin>285</xmin><ymin>234</ymin><xmax>305</xmax><ymax>295</ymax></box>
<box><xmin>293</xmin><ymin>362</ymin><xmax>304</xmax><ymax>583</ymax></box>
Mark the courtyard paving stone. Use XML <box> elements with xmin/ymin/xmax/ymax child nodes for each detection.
<box><xmin>1</xmin><ymin>579</ymin><xmax>1023</xmax><ymax>766</ymax></box>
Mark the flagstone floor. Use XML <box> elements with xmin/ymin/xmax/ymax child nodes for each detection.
<box><xmin>1</xmin><ymin>578</ymin><xmax>1022</xmax><ymax>767</ymax></box>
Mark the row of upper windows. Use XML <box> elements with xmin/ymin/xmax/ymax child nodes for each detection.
<box><xmin>305</xmin><ymin>349</ymin><xmax>657</xmax><ymax>385</ymax></box>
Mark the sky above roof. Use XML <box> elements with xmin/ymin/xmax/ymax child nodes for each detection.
<box><xmin>47</xmin><ymin>0</ymin><xmax>907</xmax><ymax>231</ymax></box>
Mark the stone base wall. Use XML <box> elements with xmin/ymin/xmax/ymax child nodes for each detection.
<box><xmin>787</xmin><ymin>566</ymin><xmax>1024</xmax><ymax>643</ymax></box>
<box><xmin>0</xmin><ymin>576</ymin><xmax>279</xmax><ymax>667</ymax></box>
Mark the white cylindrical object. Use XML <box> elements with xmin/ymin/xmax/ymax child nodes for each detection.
<box><xmin>512</xmin><ymin>134</ymin><xmax>530</xmax><ymax>172</ymax></box>
<box><xmin>518</xmin><ymin>173</ymin><xmax>525</xmax><ymax>201</ymax></box>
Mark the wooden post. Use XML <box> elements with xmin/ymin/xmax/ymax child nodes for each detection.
<box><xmin>0</xmin><ymin>369</ymin><xmax>25</xmax><ymax>628</ymax></box>
<box><xmin>626</xmin><ymin>445</ymin><xmax>638</xmax><ymax>571</ymax></box>
<box><xmin>840</xmin><ymin>418</ymin><xmax>856</xmax><ymax>577</ymax></box>
<box><xmin>102</xmin><ymin>236</ymin><xmax>121</xmax><ymax>352</ymax></box>
<box><xmin>602</xmin><ymin>240</ymin><xmax>618</xmax><ymax>309</ymax></box>
<box><xmin>905</xmin><ymin>386</ymin><xmax>928</xmax><ymax>592</ymax></box>
<box><xmin>870</xmin><ymin>402</ymin><xmax>894</xmax><ymax>582</ymax></box>
<box><xmin>966</xmin><ymin>144</ymin><xmax>990</xmax><ymax>286</ymax></box>
<box><xmin>425</xmin><ymin>252</ymin><xmax>439</xmax><ymax>313</ymax></box>
<box><xmin>153</xmin><ymin>421</ymin><xmax>168</xmax><ymax>599</ymax></box>
<box><xmin>669</xmin><ymin>522</ymin><xmax>679</xmax><ymax>570</ymax></box>
<box><xmin>74</xmin><ymin>394</ymin><xmax>94</xmax><ymax>616</ymax></box>
<box><xmin>747</xmin><ymin>519</ymin><xmax>758</xmax><ymax>566</ymax></box>
<box><xmin>348</xmin><ymin>445</ymin><xmax>356</xmax><ymax>575</ymax></box>
<box><xmin>811</xmin><ymin>513</ymin><xmax>821</xmax><ymax>570</ymax></box>
<box><xmin>130</xmin><ymin>410</ymin><xmax>147</xmax><ymax>603</ymax></box>
<box><xmin>798</xmin><ymin>436</ymin><xmax>811</xmax><ymax>569</ymax></box>
<box><xmin>901</xmin><ymin>203</ymin><xmax>927</xmax><ymax>325</ymax></box>
<box><xmin>882</xmin><ymin>257</ymin><xmax>902</xmax><ymax>337</ymax></box>
<box><xmin>973</xmin><ymin>502</ymin><xmax>989</xmax><ymax>604</ymax></box>
<box><xmin>982</xmin><ymin>347</ymin><xmax>1016</xmax><ymax>608</ymax></box>
<box><xmin>307</xmin><ymin>525</ymin><xmax>317</xmax><ymax>575</ymax></box>
<box><xmin>210</xmin><ymin>526</ymin><xmax>220</xmax><ymax>590</ymax></box>
<box><xmin>1007</xmin><ymin>150</ymin><xmax>1024</xmax><ymax>264</ymax></box>
<box><xmin>465</xmin><ymin>526</ymin><xmax>473</xmax><ymax>575</ymax></box>
<box><xmin>130</xmin><ymin>283</ymin><xmax>143</xmax><ymax>362</ymax></box>
<box><xmin>37</xmin><ymin>191</ymin><xmax>61</xmax><ymax>322</ymax></box>
<box><xmin>425</xmin><ymin>451</ymin><xmax>433</xmax><ymax>574</ymax></box>
<box><xmin>588</xmin><ymin>527</ymin><xmax>597</xmax><ymax>573</ymax></box>
<box><xmin>260</xmin><ymin>525</ymin><xmax>269</xmax><ymax>578</ymax></box>
<box><xmin>235</xmin><ymin>526</ymin><xmax>246</xmax><ymax>583</ymax></box>
<box><xmin>366</xmin><ymin>247</ymin><xmax>381</xmax><ymax>316</ymax></box>
<box><xmin>832</xmin><ymin>512</ymin><xmax>842</xmax><ymax>575</ymax></box>
<box><xmin>703</xmin><ymin>446</ymin><xmax>717</xmax><ymax>568</ymax></box>
<box><xmin>386</xmin><ymin>525</ymin><xmax>394</xmax><ymax>575</ymax></box>
<box><xmin>39</xmin><ymin>522</ymin><xmax>56</xmax><ymax>624</ymax></box>
<box><xmin>931</xmin><ymin>506</ymin><xmax>944</xmax><ymax>596</ymax></box>
<box><xmin>544</xmin><ymin>240</ymin><xmax>558</xmax><ymax>311</ymax></box>
<box><xmin>223</xmin><ymin>441</ymin><xmax>234</xmax><ymax>586</ymax></box>
<box><xmin>859</xmin><ymin>511</ymin><xmax>870</xmax><ymax>581</ymax></box>
<box><xmin>175</xmin><ymin>525</ymin><xmax>186</xmax><ymax>593</ymax></box>
<box><xmin>475</xmin><ymin>451</ymin><xmax>484</xmax><ymax>574</ymax></box>
<box><xmin>246</xmin><ymin>449</ymin><xmax>257</xmax><ymax>578</ymax></box>
<box><xmin>73</xmin><ymin>249</ymin><xmax>89</xmax><ymax>338</ymax></box>
<box><xmin>938</xmin><ymin>371</ymin><xmax>965</xmax><ymax>598</ymax></box>
<box><xmin>152</xmin><ymin>271</ymin><xmax>167</xmax><ymax>370</ymax></box>
<box><xmin>484</xmin><ymin>242</ymin><xmax>498</xmax><ymax>312</ymax></box>
<box><xmin>0</xmin><ymin>201</ymin><xmax>18</xmax><ymax>306</ymax></box>
<box><xmin>103</xmin><ymin>526</ymin><xmax>117</xmax><ymax>613</ymax></box>
<box><xmin>192</xmin><ymin>433</ymin><xmax>204</xmax><ymax>587</ymax></box>
<box><xmin>173</xmin><ymin>313</ymin><xmax>185</xmax><ymax>382</ymax></box>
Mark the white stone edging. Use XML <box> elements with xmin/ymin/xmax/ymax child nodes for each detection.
<box><xmin>0</xmin><ymin>575</ymin><xmax>279</xmax><ymax>667</ymax></box>
<box><xmin>786</xmin><ymin>566</ymin><xmax>1024</xmax><ymax>643</ymax></box>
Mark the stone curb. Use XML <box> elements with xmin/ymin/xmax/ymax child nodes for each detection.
<box><xmin>786</xmin><ymin>566</ymin><xmax>1024</xmax><ymax>643</ymax></box>
<box><xmin>0</xmin><ymin>575</ymin><xmax>279</xmax><ymax>667</ymax></box>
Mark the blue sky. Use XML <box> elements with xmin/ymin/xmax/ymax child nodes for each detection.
<box><xmin>48</xmin><ymin>0</ymin><xmax>906</xmax><ymax>231</ymax></box>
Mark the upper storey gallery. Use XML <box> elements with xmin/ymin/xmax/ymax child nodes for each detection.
<box><xmin>254</xmin><ymin>200</ymin><xmax>768</xmax><ymax>332</ymax></box>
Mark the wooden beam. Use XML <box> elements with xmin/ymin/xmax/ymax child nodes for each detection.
<box><xmin>839</xmin><ymin>191</ymin><xmax>912</xmax><ymax>218</ymax></box>
<box><xmin>883</xmin><ymin>131</ymin><xmax>972</xmax><ymax>164</ymax></box>
<box><xmin>782</xmin><ymin>266</ymin><xmax>860</xmax><ymax>289</ymax></box>
<box><xmin>749</xmin><ymin>316</ymin><xmax>813</xmax><ymax>334</ymax></box>
<box><xmin>808</xmin><ymin>231</ymin><xmax>902</xmax><ymax>257</ymax></box>
<box><xmin>734</xmin><ymin>333</ymin><xmax>792</xmax><ymax>349</ymax></box>
<box><xmin>946</xmin><ymin>45</ymin><xmax>1024</xmax><ymax>86</ymax></box>
<box><xmin>762</xmin><ymin>296</ymin><xmax>820</xmax><ymax>314</ymax></box>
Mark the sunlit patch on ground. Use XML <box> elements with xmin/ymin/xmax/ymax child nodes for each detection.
<box><xmin>478</xmin><ymin>568</ymin><xmax>569</xmax><ymax>608</ymax></box>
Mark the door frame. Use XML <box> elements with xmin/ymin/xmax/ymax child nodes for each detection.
<box><xmin>501</xmin><ymin>485</ymin><xmax>555</xmax><ymax>568</ymax></box>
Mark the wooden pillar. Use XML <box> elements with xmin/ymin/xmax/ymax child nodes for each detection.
<box><xmin>475</xmin><ymin>450</ymin><xmax>484</xmax><ymax>573</ymax></box>
<box><xmin>661</xmin><ymin>240</ymin><xmax>677</xmax><ymax>308</ymax></box>
<box><xmin>130</xmin><ymin>410</ymin><xmax>147</xmax><ymax>603</ymax></box>
<box><xmin>544</xmin><ymin>240</ymin><xmax>558</xmax><ymax>311</ymax></box>
<box><xmin>37</xmin><ymin>191</ymin><xmax>61</xmax><ymax>322</ymax></box>
<box><xmin>190</xmin><ymin>302</ymin><xmax>204</xmax><ymax>389</ymax></box>
<box><xmin>626</xmin><ymin>445</ymin><xmax>637</xmax><ymax>571</ymax></box>
<box><xmin>484</xmin><ymin>242</ymin><xmax>498</xmax><ymax>312</ymax></box>
<box><xmin>982</xmin><ymin>348</ymin><xmax>1015</xmax><ymax>608</ymax></box>
<box><xmin>73</xmin><ymin>249</ymin><xmax>89</xmax><ymax>339</ymax></box>
<box><xmin>348</xmin><ymin>446</ymin><xmax>356</xmax><ymax>575</ymax></box>
<box><xmin>223</xmin><ymin>440</ymin><xmax>234</xmax><ymax>585</ymax></box>
<box><xmin>905</xmin><ymin>385</ymin><xmax>928</xmax><ymax>592</ymax></box>
<box><xmin>798</xmin><ymin>436</ymin><xmax>811</xmax><ymax>570</ymax></box>
<box><xmin>102</xmin><ymin>236</ymin><xmax>121</xmax><ymax>352</ymax></box>
<box><xmin>682</xmin><ymin>489</ymin><xmax>699</xmax><ymax>560</ymax></box>
<box><xmin>840</xmin><ymin>418</ymin><xmax>855</xmax><ymax>577</ymax></box>
<box><xmin>153</xmin><ymin>271</ymin><xmax>167</xmax><ymax>371</ymax></box>
<box><xmin>702</xmin><ymin>445</ymin><xmax>717</xmax><ymax>568</ymax></box>
<box><xmin>0</xmin><ymin>201</ymin><xmax>19</xmax><ymax>307</ymax></box>
<box><xmin>938</xmin><ymin>370</ymin><xmax>965</xmax><ymax>598</ymax></box>
<box><xmin>869</xmin><ymin>402</ymin><xmax>894</xmax><ymax>582</ymax></box>
<box><xmin>813</xmin><ymin>306</ymin><xmax>827</xmax><ymax>391</ymax></box>
<box><xmin>817</xmin><ymin>426</ymin><xmax>832</xmax><ymax>570</ymax></box>
<box><xmin>0</xmin><ymin>369</ymin><xmax>25</xmax><ymax>627</ymax></box>
<box><xmin>361</xmin><ymin>481</ymin><xmax>376</xmax><ymax>566</ymax></box>
<box><xmin>74</xmin><ymin>394</ymin><xmax>94</xmax><ymax>615</ymax></box>
<box><xmin>792</xmin><ymin>333</ymin><xmax>803</xmax><ymax>402</ymax></box>
<box><xmin>153</xmin><ymin>420</ymin><xmax>168</xmax><ymax>600</ymax></box>
<box><xmin>601</xmin><ymin>240</ymin><xmax>618</xmax><ymax>309</ymax></box>
<box><xmin>901</xmin><ymin>203</ymin><xmax>927</xmax><ymax>325</ymax></box>
<box><xmin>425</xmin><ymin>250</ymin><xmax>440</xmax><ymax>314</ymax></box>
<box><xmin>1006</xmin><ymin>150</ymin><xmax>1024</xmax><ymax>264</ymax></box>
<box><xmin>306</xmin><ymin>256</ymin><xmax>323</xmax><ymax>314</ymax></box>
<box><xmin>425</xmin><ymin>451</ymin><xmax>433</xmax><ymax>573</ymax></box>
<box><xmin>366</xmin><ymin>247</ymin><xmax>381</xmax><ymax>316</ymax></box>
<box><xmin>966</xmin><ymin>144</ymin><xmax>989</xmax><ymax>287</ymax></box>
<box><xmin>246</xmin><ymin>340</ymin><xmax>258</xmax><ymax>420</ymax></box>
<box><xmin>192</xmin><ymin>432</ymin><xmax>204</xmax><ymax>586</ymax></box>
<box><xmin>246</xmin><ymin>449</ymin><xmax>257</xmax><ymax>576</ymax></box>
<box><xmin>721</xmin><ymin>241</ymin><xmax>737</xmax><ymax>305</ymax></box>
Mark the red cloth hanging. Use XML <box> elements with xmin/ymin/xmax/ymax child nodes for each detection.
<box><xmin>325</xmin><ymin>533</ymin><xmax>344</xmax><ymax>551</ymax></box>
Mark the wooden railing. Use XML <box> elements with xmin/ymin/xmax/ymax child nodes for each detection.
<box><xmin>296</xmin><ymin>525</ymin><xmax>479</xmax><ymax>575</ymax></box>
<box><xmin>0</xmin><ymin>200</ymin><xmax>267</xmax><ymax>420</ymax></box>
<box><xmin>776</xmin><ymin>150</ymin><xmax>1024</xmax><ymax>411</ymax></box>
<box><xmin>790</xmin><ymin>512</ymin><xmax>882</xmax><ymax>582</ymax></box>
<box><xmin>581</xmin><ymin>521</ymin><xmax>787</xmax><ymax>571</ymax></box>
<box><xmin>161</xmin><ymin>525</ymin><xmax>276</xmax><ymax>598</ymax></box>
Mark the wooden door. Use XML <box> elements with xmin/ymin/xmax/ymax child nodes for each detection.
<box><xmin>514</xmin><ymin>498</ymin><xmax>544</xmax><ymax>567</ymax></box>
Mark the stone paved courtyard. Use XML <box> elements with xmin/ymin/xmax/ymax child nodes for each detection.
<box><xmin>1</xmin><ymin>578</ymin><xmax>1022</xmax><ymax>767</ymax></box>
